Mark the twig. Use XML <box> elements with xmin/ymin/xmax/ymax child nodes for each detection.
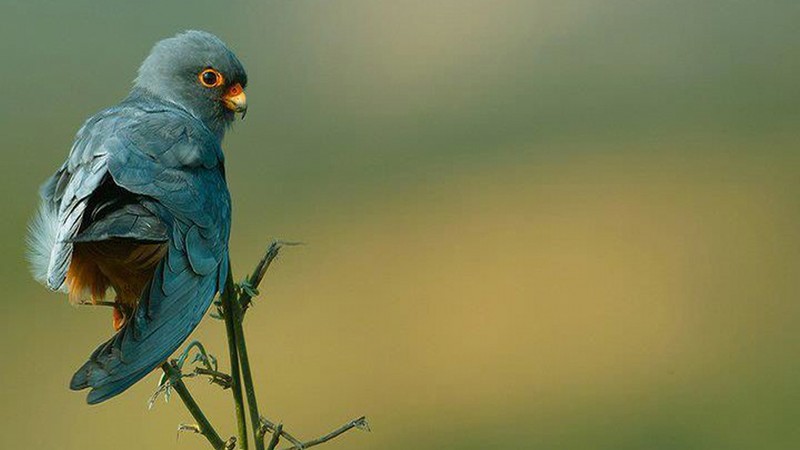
<box><xmin>266</xmin><ymin>423</ymin><xmax>283</xmax><ymax>450</ymax></box>
<box><xmin>240</xmin><ymin>241</ymin><xmax>301</xmax><ymax>313</ymax></box>
<box><xmin>258</xmin><ymin>417</ymin><xmax>304</xmax><ymax>448</ymax></box>
<box><xmin>221</xmin><ymin>271</ymin><xmax>249</xmax><ymax>450</ymax></box>
<box><xmin>160</xmin><ymin>361</ymin><xmax>226</xmax><ymax>450</ymax></box>
<box><xmin>281</xmin><ymin>416</ymin><xmax>370</xmax><ymax>450</ymax></box>
<box><xmin>257</xmin><ymin>416</ymin><xmax>370</xmax><ymax>450</ymax></box>
<box><xmin>159</xmin><ymin>240</ymin><xmax>366</xmax><ymax>450</ymax></box>
<box><xmin>77</xmin><ymin>300</ymin><xmax>117</xmax><ymax>308</ymax></box>
<box><xmin>177</xmin><ymin>340</ymin><xmax>218</xmax><ymax>371</ymax></box>
<box><xmin>194</xmin><ymin>367</ymin><xmax>233</xmax><ymax>390</ymax></box>
<box><xmin>154</xmin><ymin>339</ymin><xmax>219</xmax><ymax>403</ymax></box>
<box><xmin>178</xmin><ymin>423</ymin><xmax>202</xmax><ymax>435</ymax></box>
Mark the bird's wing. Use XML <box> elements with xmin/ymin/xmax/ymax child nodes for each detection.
<box><xmin>69</xmin><ymin>182</ymin><xmax>169</xmax><ymax>243</ymax></box>
<box><xmin>42</xmin><ymin>110</ymin><xmax>119</xmax><ymax>290</ymax></box>
<box><xmin>69</xmin><ymin>107</ymin><xmax>231</xmax><ymax>404</ymax></box>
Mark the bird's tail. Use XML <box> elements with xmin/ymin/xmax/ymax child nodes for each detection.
<box><xmin>69</xmin><ymin>254</ymin><xmax>221</xmax><ymax>404</ymax></box>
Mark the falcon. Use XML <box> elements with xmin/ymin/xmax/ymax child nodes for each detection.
<box><xmin>26</xmin><ymin>30</ymin><xmax>247</xmax><ymax>404</ymax></box>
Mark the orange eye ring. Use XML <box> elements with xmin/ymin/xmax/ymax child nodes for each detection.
<box><xmin>198</xmin><ymin>68</ymin><xmax>224</xmax><ymax>88</ymax></box>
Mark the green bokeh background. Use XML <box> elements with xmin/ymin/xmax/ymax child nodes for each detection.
<box><xmin>1</xmin><ymin>1</ymin><xmax>799</xmax><ymax>449</ymax></box>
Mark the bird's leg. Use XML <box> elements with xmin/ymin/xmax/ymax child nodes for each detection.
<box><xmin>112</xmin><ymin>306</ymin><xmax>125</xmax><ymax>331</ymax></box>
<box><xmin>112</xmin><ymin>301</ymin><xmax>134</xmax><ymax>331</ymax></box>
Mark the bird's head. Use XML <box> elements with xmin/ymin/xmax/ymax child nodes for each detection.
<box><xmin>133</xmin><ymin>30</ymin><xmax>248</xmax><ymax>136</ymax></box>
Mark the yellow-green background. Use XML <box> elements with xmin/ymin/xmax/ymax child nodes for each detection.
<box><xmin>1</xmin><ymin>1</ymin><xmax>798</xmax><ymax>449</ymax></box>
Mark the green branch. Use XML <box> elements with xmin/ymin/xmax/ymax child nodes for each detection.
<box><xmin>227</xmin><ymin>264</ymin><xmax>266</xmax><ymax>450</ymax></box>
<box><xmin>239</xmin><ymin>241</ymin><xmax>300</xmax><ymax>314</ymax></box>
<box><xmin>160</xmin><ymin>361</ymin><xmax>226</xmax><ymax>450</ymax></box>
<box><xmin>258</xmin><ymin>416</ymin><xmax>370</xmax><ymax>450</ymax></box>
<box><xmin>156</xmin><ymin>240</ymin><xmax>367</xmax><ymax>450</ymax></box>
<box><xmin>282</xmin><ymin>416</ymin><xmax>370</xmax><ymax>450</ymax></box>
<box><xmin>221</xmin><ymin>271</ymin><xmax>250</xmax><ymax>450</ymax></box>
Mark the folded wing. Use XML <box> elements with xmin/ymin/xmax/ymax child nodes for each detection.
<box><xmin>63</xmin><ymin>104</ymin><xmax>231</xmax><ymax>403</ymax></box>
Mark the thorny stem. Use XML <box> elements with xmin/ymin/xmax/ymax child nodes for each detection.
<box><xmin>177</xmin><ymin>340</ymin><xmax>217</xmax><ymax>371</ymax></box>
<box><xmin>258</xmin><ymin>418</ymin><xmax>304</xmax><ymax>448</ymax></box>
<box><xmin>194</xmin><ymin>367</ymin><xmax>234</xmax><ymax>390</ymax></box>
<box><xmin>160</xmin><ymin>361</ymin><xmax>226</xmax><ymax>450</ymax></box>
<box><xmin>221</xmin><ymin>270</ymin><xmax>249</xmax><ymax>450</ymax></box>
<box><xmin>259</xmin><ymin>416</ymin><xmax>370</xmax><ymax>450</ymax></box>
<box><xmin>266</xmin><ymin>424</ymin><xmax>283</xmax><ymax>450</ymax></box>
<box><xmin>161</xmin><ymin>241</ymin><xmax>366</xmax><ymax>450</ymax></box>
<box><xmin>240</xmin><ymin>241</ymin><xmax>299</xmax><ymax>314</ymax></box>
<box><xmin>281</xmin><ymin>416</ymin><xmax>370</xmax><ymax>450</ymax></box>
<box><xmin>228</xmin><ymin>264</ymin><xmax>266</xmax><ymax>450</ymax></box>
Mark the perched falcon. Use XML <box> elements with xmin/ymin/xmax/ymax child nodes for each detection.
<box><xmin>26</xmin><ymin>30</ymin><xmax>247</xmax><ymax>404</ymax></box>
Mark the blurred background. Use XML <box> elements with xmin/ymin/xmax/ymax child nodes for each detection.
<box><xmin>1</xmin><ymin>1</ymin><xmax>799</xmax><ymax>449</ymax></box>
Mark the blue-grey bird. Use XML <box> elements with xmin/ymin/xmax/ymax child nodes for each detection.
<box><xmin>26</xmin><ymin>30</ymin><xmax>247</xmax><ymax>404</ymax></box>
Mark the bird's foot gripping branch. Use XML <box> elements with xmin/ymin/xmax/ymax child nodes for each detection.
<box><xmin>150</xmin><ymin>241</ymin><xmax>369</xmax><ymax>450</ymax></box>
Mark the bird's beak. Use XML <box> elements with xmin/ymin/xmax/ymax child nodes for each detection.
<box><xmin>222</xmin><ymin>83</ymin><xmax>247</xmax><ymax>119</ymax></box>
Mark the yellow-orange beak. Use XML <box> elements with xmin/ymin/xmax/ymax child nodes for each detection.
<box><xmin>222</xmin><ymin>83</ymin><xmax>247</xmax><ymax>118</ymax></box>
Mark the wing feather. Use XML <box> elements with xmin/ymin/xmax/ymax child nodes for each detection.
<box><xmin>66</xmin><ymin>103</ymin><xmax>231</xmax><ymax>404</ymax></box>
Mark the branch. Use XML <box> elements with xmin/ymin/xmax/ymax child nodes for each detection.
<box><xmin>266</xmin><ymin>423</ymin><xmax>283</xmax><ymax>450</ymax></box>
<box><xmin>160</xmin><ymin>361</ymin><xmax>227</xmax><ymax>450</ymax></box>
<box><xmin>158</xmin><ymin>239</ymin><xmax>367</xmax><ymax>450</ymax></box>
<box><xmin>240</xmin><ymin>241</ymin><xmax>301</xmax><ymax>313</ymax></box>
<box><xmin>221</xmin><ymin>272</ymin><xmax>250</xmax><ymax>450</ymax></box>
<box><xmin>258</xmin><ymin>416</ymin><xmax>370</xmax><ymax>450</ymax></box>
<box><xmin>258</xmin><ymin>417</ymin><xmax>304</xmax><ymax>448</ymax></box>
<box><xmin>282</xmin><ymin>416</ymin><xmax>370</xmax><ymax>450</ymax></box>
<box><xmin>227</xmin><ymin>264</ymin><xmax>266</xmax><ymax>450</ymax></box>
<box><xmin>176</xmin><ymin>340</ymin><xmax>218</xmax><ymax>372</ymax></box>
<box><xmin>194</xmin><ymin>367</ymin><xmax>233</xmax><ymax>390</ymax></box>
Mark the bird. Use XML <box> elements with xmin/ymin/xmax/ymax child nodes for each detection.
<box><xmin>26</xmin><ymin>30</ymin><xmax>247</xmax><ymax>404</ymax></box>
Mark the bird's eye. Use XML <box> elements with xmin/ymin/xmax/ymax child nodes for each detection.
<box><xmin>199</xmin><ymin>68</ymin><xmax>224</xmax><ymax>88</ymax></box>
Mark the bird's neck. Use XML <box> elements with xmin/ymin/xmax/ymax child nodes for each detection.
<box><xmin>126</xmin><ymin>87</ymin><xmax>230</xmax><ymax>140</ymax></box>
